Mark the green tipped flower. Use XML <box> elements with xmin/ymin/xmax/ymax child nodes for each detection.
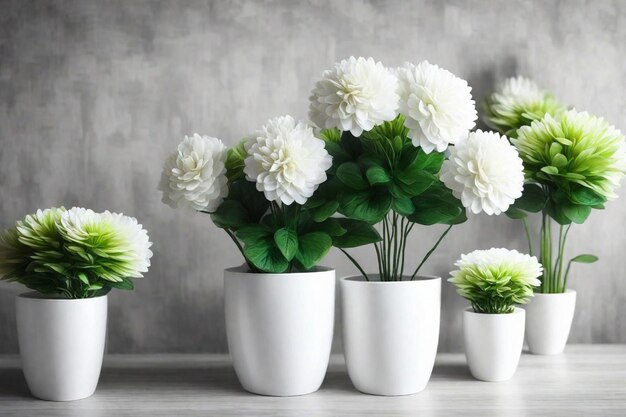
<box><xmin>0</xmin><ymin>207</ymin><xmax>153</xmax><ymax>298</ymax></box>
<box><xmin>513</xmin><ymin>110</ymin><xmax>626</xmax><ymax>205</ymax></box>
<box><xmin>225</xmin><ymin>139</ymin><xmax>249</xmax><ymax>182</ymax></box>
<box><xmin>483</xmin><ymin>76</ymin><xmax>567</xmax><ymax>138</ymax></box>
<box><xmin>449</xmin><ymin>248</ymin><xmax>542</xmax><ymax>314</ymax></box>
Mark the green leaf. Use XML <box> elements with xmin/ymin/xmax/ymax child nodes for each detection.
<box><xmin>274</xmin><ymin>228</ymin><xmax>298</xmax><ymax>261</ymax></box>
<box><xmin>408</xmin><ymin>185</ymin><xmax>466</xmax><ymax>225</ymax></box>
<box><xmin>108</xmin><ymin>278</ymin><xmax>134</xmax><ymax>290</ymax></box>
<box><xmin>505</xmin><ymin>206</ymin><xmax>528</xmax><ymax>219</ymax></box>
<box><xmin>562</xmin><ymin>203</ymin><xmax>592</xmax><ymax>224</ymax></box>
<box><xmin>77</xmin><ymin>272</ymin><xmax>89</xmax><ymax>285</ymax></box>
<box><xmin>569</xmin><ymin>187</ymin><xmax>606</xmax><ymax>206</ymax></box>
<box><xmin>243</xmin><ymin>238</ymin><xmax>289</xmax><ymax>273</ymax></box>
<box><xmin>570</xmin><ymin>254</ymin><xmax>599</xmax><ymax>263</ymax></box>
<box><xmin>310</xmin><ymin>200</ymin><xmax>339</xmax><ymax>222</ymax></box>
<box><xmin>211</xmin><ymin>200</ymin><xmax>250</xmax><ymax>229</ymax></box>
<box><xmin>392</xmin><ymin>197</ymin><xmax>415</xmax><ymax>216</ymax></box>
<box><xmin>552</xmin><ymin>153</ymin><xmax>568</xmax><ymax>168</ymax></box>
<box><xmin>396</xmin><ymin>173</ymin><xmax>435</xmax><ymax>197</ymax></box>
<box><xmin>366</xmin><ymin>165</ymin><xmax>391</xmax><ymax>186</ymax></box>
<box><xmin>316</xmin><ymin>218</ymin><xmax>347</xmax><ymax>237</ymax></box>
<box><xmin>295</xmin><ymin>232</ymin><xmax>332</xmax><ymax>270</ymax></box>
<box><xmin>336</xmin><ymin>162</ymin><xmax>367</xmax><ymax>190</ymax></box>
<box><xmin>513</xmin><ymin>184</ymin><xmax>547</xmax><ymax>212</ymax></box>
<box><xmin>340</xmin><ymin>190</ymin><xmax>393</xmax><ymax>223</ymax></box>
<box><xmin>333</xmin><ymin>219</ymin><xmax>382</xmax><ymax>248</ymax></box>
<box><xmin>541</xmin><ymin>166</ymin><xmax>559</xmax><ymax>175</ymax></box>
<box><xmin>236</xmin><ymin>224</ymin><xmax>272</xmax><ymax>243</ymax></box>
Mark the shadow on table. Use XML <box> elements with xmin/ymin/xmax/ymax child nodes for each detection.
<box><xmin>0</xmin><ymin>366</ymin><xmax>31</xmax><ymax>398</ymax></box>
<box><xmin>99</xmin><ymin>363</ymin><xmax>244</xmax><ymax>394</ymax></box>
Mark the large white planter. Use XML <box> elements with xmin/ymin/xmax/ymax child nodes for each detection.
<box><xmin>524</xmin><ymin>290</ymin><xmax>576</xmax><ymax>355</ymax></box>
<box><xmin>341</xmin><ymin>275</ymin><xmax>440</xmax><ymax>396</ymax></box>
<box><xmin>224</xmin><ymin>266</ymin><xmax>335</xmax><ymax>396</ymax></box>
<box><xmin>463</xmin><ymin>307</ymin><xmax>525</xmax><ymax>382</ymax></box>
<box><xmin>16</xmin><ymin>293</ymin><xmax>108</xmax><ymax>401</ymax></box>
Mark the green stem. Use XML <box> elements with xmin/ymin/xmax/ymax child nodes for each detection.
<box><xmin>521</xmin><ymin>217</ymin><xmax>534</xmax><ymax>257</ymax></box>
<box><xmin>340</xmin><ymin>248</ymin><xmax>370</xmax><ymax>281</ymax></box>
<box><xmin>540</xmin><ymin>212</ymin><xmax>554</xmax><ymax>293</ymax></box>
<box><xmin>557</xmin><ymin>224</ymin><xmax>572</xmax><ymax>292</ymax></box>
<box><xmin>410</xmin><ymin>225</ymin><xmax>453</xmax><ymax>280</ymax></box>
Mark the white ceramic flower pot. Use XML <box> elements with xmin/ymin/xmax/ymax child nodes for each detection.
<box><xmin>524</xmin><ymin>290</ymin><xmax>576</xmax><ymax>355</ymax></box>
<box><xmin>16</xmin><ymin>293</ymin><xmax>108</xmax><ymax>401</ymax></box>
<box><xmin>341</xmin><ymin>275</ymin><xmax>440</xmax><ymax>396</ymax></box>
<box><xmin>463</xmin><ymin>307</ymin><xmax>525</xmax><ymax>382</ymax></box>
<box><xmin>224</xmin><ymin>266</ymin><xmax>335</xmax><ymax>396</ymax></box>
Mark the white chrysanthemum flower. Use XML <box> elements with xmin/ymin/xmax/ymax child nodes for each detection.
<box><xmin>159</xmin><ymin>134</ymin><xmax>228</xmax><ymax>212</ymax></box>
<box><xmin>441</xmin><ymin>130</ymin><xmax>524</xmax><ymax>215</ymax></box>
<box><xmin>309</xmin><ymin>56</ymin><xmax>399</xmax><ymax>136</ymax></box>
<box><xmin>100</xmin><ymin>211</ymin><xmax>153</xmax><ymax>276</ymax></box>
<box><xmin>449</xmin><ymin>248</ymin><xmax>543</xmax><ymax>313</ymax></box>
<box><xmin>244</xmin><ymin>115</ymin><xmax>332</xmax><ymax>205</ymax></box>
<box><xmin>397</xmin><ymin>61</ymin><xmax>477</xmax><ymax>153</ymax></box>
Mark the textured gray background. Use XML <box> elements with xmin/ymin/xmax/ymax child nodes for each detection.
<box><xmin>0</xmin><ymin>0</ymin><xmax>625</xmax><ymax>353</ymax></box>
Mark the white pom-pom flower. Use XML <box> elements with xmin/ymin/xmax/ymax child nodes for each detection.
<box><xmin>99</xmin><ymin>210</ymin><xmax>153</xmax><ymax>277</ymax></box>
<box><xmin>309</xmin><ymin>56</ymin><xmax>399</xmax><ymax>136</ymax></box>
<box><xmin>58</xmin><ymin>207</ymin><xmax>153</xmax><ymax>280</ymax></box>
<box><xmin>244</xmin><ymin>115</ymin><xmax>332</xmax><ymax>205</ymax></box>
<box><xmin>159</xmin><ymin>134</ymin><xmax>228</xmax><ymax>212</ymax></box>
<box><xmin>441</xmin><ymin>130</ymin><xmax>524</xmax><ymax>215</ymax></box>
<box><xmin>397</xmin><ymin>61</ymin><xmax>477</xmax><ymax>153</ymax></box>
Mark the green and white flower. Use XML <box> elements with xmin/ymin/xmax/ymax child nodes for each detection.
<box><xmin>449</xmin><ymin>248</ymin><xmax>542</xmax><ymax>314</ymax></box>
<box><xmin>513</xmin><ymin>109</ymin><xmax>626</xmax><ymax>202</ymax></box>
<box><xmin>483</xmin><ymin>76</ymin><xmax>566</xmax><ymax>138</ymax></box>
<box><xmin>0</xmin><ymin>206</ymin><xmax>153</xmax><ymax>298</ymax></box>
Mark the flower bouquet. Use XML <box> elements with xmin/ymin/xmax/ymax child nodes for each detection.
<box><xmin>483</xmin><ymin>77</ymin><xmax>626</xmax><ymax>354</ymax></box>
<box><xmin>450</xmin><ymin>248</ymin><xmax>542</xmax><ymax>381</ymax></box>
<box><xmin>0</xmin><ymin>207</ymin><xmax>152</xmax><ymax>401</ymax></box>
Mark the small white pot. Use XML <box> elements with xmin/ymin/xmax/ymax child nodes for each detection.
<box><xmin>341</xmin><ymin>275</ymin><xmax>440</xmax><ymax>396</ymax></box>
<box><xmin>463</xmin><ymin>307</ymin><xmax>525</xmax><ymax>382</ymax></box>
<box><xmin>16</xmin><ymin>293</ymin><xmax>108</xmax><ymax>401</ymax></box>
<box><xmin>524</xmin><ymin>290</ymin><xmax>576</xmax><ymax>355</ymax></box>
<box><xmin>224</xmin><ymin>266</ymin><xmax>335</xmax><ymax>396</ymax></box>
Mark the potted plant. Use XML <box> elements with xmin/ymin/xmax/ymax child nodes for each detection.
<box><xmin>308</xmin><ymin>57</ymin><xmax>526</xmax><ymax>395</ymax></box>
<box><xmin>0</xmin><ymin>207</ymin><xmax>153</xmax><ymax>401</ymax></box>
<box><xmin>483</xmin><ymin>77</ymin><xmax>626</xmax><ymax>354</ymax></box>
<box><xmin>159</xmin><ymin>116</ymin><xmax>380</xmax><ymax>396</ymax></box>
<box><xmin>449</xmin><ymin>248</ymin><xmax>542</xmax><ymax>381</ymax></box>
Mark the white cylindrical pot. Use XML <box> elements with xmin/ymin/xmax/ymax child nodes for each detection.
<box><xmin>16</xmin><ymin>293</ymin><xmax>108</xmax><ymax>401</ymax></box>
<box><xmin>524</xmin><ymin>290</ymin><xmax>576</xmax><ymax>355</ymax></box>
<box><xmin>341</xmin><ymin>275</ymin><xmax>441</xmax><ymax>396</ymax></box>
<box><xmin>463</xmin><ymin>307</ymin><xmax>525</xmax><ymax>382</ymax></box>
<box><xmin>224</xmin><ymin>266</ymin><xmax>335</xmax><ymax>396</ymax></box>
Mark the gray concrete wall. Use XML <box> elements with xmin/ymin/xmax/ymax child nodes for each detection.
<box><xmin>0</xmin><ymin>0</ymin><xmax>625</xmax><ymax>353</ymax></box>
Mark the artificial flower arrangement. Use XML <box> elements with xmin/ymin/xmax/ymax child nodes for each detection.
<box><xmin>449</xmin><ymin>247</ymin><xmax>542</xmax><ymax>381</ymax></box>
<box><xmin>483</xmin><ymin>77</ymin><xmax>626</xmax><ymax>294</ymax></box>
<box><xmin>449</xmin><ymin>248</ymin><xmax>542</xmax><ymax>314</ymax></box>
<box><xmin>0</xmin><ymin>206</ymin><xmax>152</xmax><ymax>401</ymax></box>
<box><xmin>307</xmin><ymin>57</ymin><xmax>526</xmax><ymax>281</ymax></box>
<box><xmin>0</xmin><ymin>206</ymin><xmax>153</xmax><ymax>298</ymax></box>
<box><xmin>159</xmin><ymin>116</ymin><xmax>382</xmax><ymax>273</ymax></box>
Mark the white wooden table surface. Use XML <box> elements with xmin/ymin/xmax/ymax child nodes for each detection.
<box><xmin>0</xmin><ymin>345</ymin><xmax>624</xmax><ymax>417</ymax></box>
